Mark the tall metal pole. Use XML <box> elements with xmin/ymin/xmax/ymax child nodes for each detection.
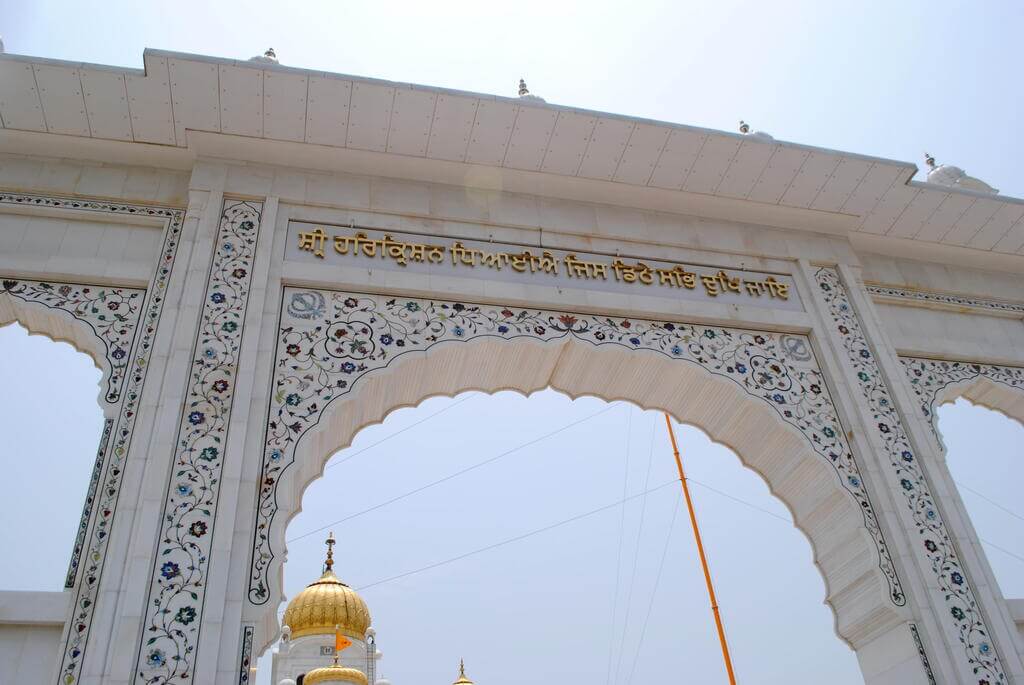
<box><xmin>664</xmin><ymin>413</ymin><xmax>737</xmax><ymax>684</ymax></box>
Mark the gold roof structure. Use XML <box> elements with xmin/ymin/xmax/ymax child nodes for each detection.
<box><xmin>452</xmin><ymin>659</ymin><xmax>474</xmax><ymax>684</ymax></box>
<box><xmin>303</xmin><ymin>664</ymin><xmax>369</xmax><ymax>685</ymax></box>
<box><xmin>282</xmin><ymin>532</ymin><xmax>371</xmax><ymax>640</ymax></box>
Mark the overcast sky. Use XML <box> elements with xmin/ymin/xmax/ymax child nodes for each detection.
<box><xmin>1</xmin><ymin>2</ymin><xmax>1022</xmax><ymax>684</ymax></box>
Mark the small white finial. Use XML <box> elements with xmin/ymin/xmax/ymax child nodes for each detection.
<box><xmin>518</xmin><ymin>78</ymin><xmax>529</xmax><ymax>96</ymax></box>
<box><xmin>924</xmin><ymin>152</ymin><xmax>936</xmax><ymax>169</ymax></box>
<box><xmin>250</xmin><ymin>47</ymin><xmax>279</xmax><ymax>64</ymax></box>
<box><xmin>739</xmin><ymin>120</ymin><xmax>750</xmax><ymax>134</ymax></box>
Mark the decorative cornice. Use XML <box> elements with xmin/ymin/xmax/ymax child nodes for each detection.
<box><xmin>865</xmin><ymin>283</ymin><xmax>1024</xmax><ymax>318</ymax></box>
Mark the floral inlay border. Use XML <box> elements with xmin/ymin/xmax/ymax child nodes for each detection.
<box><xmin>815</xmin><ymin>267</ymin><xmax>1005</xmax><ymax>684</ymax></box>
<box><xmin>0</xmin><ymin>191</ymin><xmax>186</xmax><ymax>685</ymax></box>
<box><xmin>0</xmin><ymin>279</ymin><xmax>145</xmax><ymax>404</ymax></box>
<box><xmin>865</xmin><ymin>283</ymin><xmax>1024</xmax><ymax>317</ymax></box>
<box><xmin>237</xmin><ymin>625</ymin><xmax>255</xmax><ymax>685</ymax></box>
<box><xmin>246</xmin><ymin>288</ymin><xmax>905</xmax><ymax>610</ymax></box>
<box><xmin>65</xmin><ymin>417</ymin><xmax>114</xmax><ymax>588</ymax></box>
<box><xmin>910</xmin><ymin>623</ymin><xmax>938</xmax><ymax>685</ymax></box>
<box><xmin>135</xmin><ymin>200</ymin><xmax>262</xmax><ymax>685</ymax></box>
<box><xmin>900</xmin><ymin>357</ymin><xmax>1024</xmax><ymax>443</ymax></box>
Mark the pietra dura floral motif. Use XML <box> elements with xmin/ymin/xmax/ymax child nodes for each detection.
<box><xmin>865</xmin><ymin>283</ymin><xmax>1024</xmax><ymax>317</ymax></box>
<box><xmin>0</xmin><ymin>278</ymin><xmax>145</xmax><ymax>403</ymax></box>
<box><xmin>0</xmin><ymin>191</ymin><xmax>185</xmax><ymax>685</ymax></box>
<box><xmin>900</xmin><ymin>357</ymin><xmax>1024</xmax><ymax>443</ymax></box>
<box><xmin>136</xmin><ymin>200</ymin><xmax>262</xmax><ymax>685</ymax></box>
<box><xmin>815</xmin><ymin>267</ymin><xmax>1006</xmax><ymax>684</ymax></box>
<box><xmin>247</xmin><ymin>288</ymin><xmax>906</xmax><ymax>610</ymax></box>
<box><xmin>66</xmin><ymin>418</ymin><xmax>114</xmax><ymax>589</ymax></box>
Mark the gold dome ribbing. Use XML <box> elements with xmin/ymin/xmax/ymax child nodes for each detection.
<box><xmin>282</xmin><ymin>532</ymin><xmax>371</xmax><ymax>640</ymax></box>
<box><xmin>303</xmin><ymin>664</ymin><xmax>368</xmax><ymax>685</ymax></box>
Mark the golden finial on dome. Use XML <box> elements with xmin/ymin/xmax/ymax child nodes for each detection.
<box><xmin>453</xmin><ymin>659</ymin><xmax>474</xmax><ymax>684</ymax></box>
<box><xmin>303</xmin><ymin>664</ymin><xmax>368</xmax><ymax>685</ymax></box>
<box><xmin>325</xmin><ymin>531</ymin><xmax>336</xmax><ymax>573</ymax></box>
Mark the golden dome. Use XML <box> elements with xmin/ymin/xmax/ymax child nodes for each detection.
<box><xmin>453</xmin><ymin>659</ymin><xmax>474</xmax><ymax>685</ymax></box>
<box><xmin>282</xmin><ymin>533</ymin><xmax>371</xmax><ymax>640</ymax></box>
<box><xmin>303</xmin><ymin>664</ymin><xmax>368</xmax><ymax>685</ymax></box>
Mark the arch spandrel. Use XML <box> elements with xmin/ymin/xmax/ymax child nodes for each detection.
<box><xmin>247</xmin><ymin>287</ymin><xmax>910</xmax><ymax>655</ymax></box>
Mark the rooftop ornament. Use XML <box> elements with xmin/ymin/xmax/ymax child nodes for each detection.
<box><xmin>739</xmin><ymin>120</ymin><xmax>774</xmax><ymax>143</ymax></box>
<box><xmin>924</xmin><ymin>152</ymin><xmax>997</xmax><ymax>194</ymax></box>
<box><xmin>517</xmin><ymin>78</ymin><xmax>546</xmax><ymax>103</ymax></box>
<box><xmin>250</xmin><ymin>47</ymin><xmax>279</xmax><ymax>64</ymax></box>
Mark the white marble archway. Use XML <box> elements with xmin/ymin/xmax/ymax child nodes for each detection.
<box><xmin>237</xmin><ymin>288</ymin><xmax>916</xmax><ymax>683</ymax></box>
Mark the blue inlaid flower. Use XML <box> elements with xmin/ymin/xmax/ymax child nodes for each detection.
<box><xmin>177</xmin><ymin>484</ymin><xmax>193</xmax><ymax>497</ymax></box>
<box><xmin>979</xmin><ymin>642</ymin><xmax>990</xmax><ymax>654</ymax></box>
<box><xmin>453</xmin><ymin>326</ymin><xmax>465</xmax><ymax>337</ymax></box>
<box><xmin>405</xmin><ymin>301</ymin><xmax>420</xmax><ymax>312</ymax></box>
<box><xmin>901</xmin><ymin>450</ymin><xmax>914</xmax><ymax>463</ymax></box>
<box><xmin>735</xmin><ymin>363</ymin><xmax>747</xmax><ymax>373</ymax></box>
<box><xmin>222</xmin><ymin>242</ymin><xmax>234</xmax><ymax>252</ymax></box>
<box><xmin>772</xmin><ymin>393</ymin><xmax>785</xmax><ymax>404</ymax></box>
<box><xmin>380</xmin><ymin>334</ymin><xmax>393</xmax><ymax>345</ymax></box>
<box><xmin>175</xmin><ymin>606</ymin><xmax>197</xmax><ymax>625</ymax></box>
<box><xmin>951</xmin><ymin>571</ymin><xmax>964</xmax><ymax>585</ymax></box>
<box><xmin>629</xmin><ymin>337</ymin><xmax>641</xmax><ymax>346</ymax></box>
<box><xmin>341</xmin><ymin>362</ymin><xmax>356</xmax><ymax>373</ymax></box>
<box><xmin>926</xmin><ymin>509</ymin><xmax>936</xmax><ymax>520</ymax></box>
<box><xmin>285</xmin><ymin>393</ymin><xmax>301</xmax><ymax>406</ymax></box>
<box><xmin>270</xmin><ymin>449</ymin><xmax>282</xmax><ymax>462</ymax></box>
<box><xmin>210</xmin><ymin>292</ymin><xmax>226</xmax><ymax>304</ymax></box>
<box><xmin>199</xmin><ymin>447</ymin><xmax>219</xmax><ymax>462</ymax></box>
<box><xmin>859</xmin><ymin>349</ymin><xmax>871</xmax><ymax>359</ymax></box>
<box><xmin>203</xmin><ymin>347</ymin><xmax>217</xmax><ymax>359</ymax></box>
<box><xmin>112</xmin><ymin>347</ymin><xmax>126</xmax><ymax>360</ymax></box>
<box><xmin>671</xmin><ymin>345</ymin><xmax>682</xmax><ymax>356</ymax></box>
<box><xmin>498</xmin><ymin>325</ymin><xmax>509</xmax><ymax>334</ymax></box>
<box><xmin>188</xmin><ymin>411</ymin><xmax>205</xmax><ymax>425</ymax></box>
<box><xmin>222</xmin><ymin>320</ymin><xmax>238</xmax><ymax>333</ymax></box>
<box><xmin>160</xmin><ymin>562</ymin><xmax>180</xmax><ymax>580</ymax></box>
<box><xmin>146</xmin><ymin>649</ymin><xmax>167</xmax><ymax>668</ymax></box>
<box><xmin>900</xmin><ymin>479</ymin><xmax>913</xmax><ymax>492</ymax></box>
<box><xmin>823</xmin><ymin>427</ymin><xmax>835</xmax><ymax>438</ymax></box>
<box><xmin>950</xmin><ymin>606</ymin><xmax>965</xmax><ymax>621</ymax></box>
<box><xmin>848</xmin><ymin>476</ymin><xmax>861</xmax><ymax>488</ymax></box>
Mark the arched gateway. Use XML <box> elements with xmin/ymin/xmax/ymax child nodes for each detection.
<box><xmin>0</xmin><ymin>47</ymin><xmax>1022</xmax><ymax>684</ymax></box>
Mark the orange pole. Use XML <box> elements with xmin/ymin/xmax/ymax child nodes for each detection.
<box><xmin>664</xmin><ymin>413</ymin><xmax>737</xmax><ymax>685</ymax></box>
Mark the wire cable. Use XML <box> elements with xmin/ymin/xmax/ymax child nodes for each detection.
<box><xmin>325</xmin><ymin>393</ymin><xmax>475</xmax><ymax>471</ymax></box>
<box><xmin>614</xmin><ymin>417</ymin><xmax>657</xmax><ymax>683</ymax></box>
<box><xmin>626</xmin><ymin>489</ymin><xmax>682</xmax><ymax>685</ymax></box>
<box><xmin>954</xmin><ymin>480</ymin><xmax>1024</xmax><ymax>524</ymax></box>
<box><xmin>287</xmin><ymin>403</ymin><xmax>617</xmax><ymax>543</ymax></box>
<box><xmin>355</xmin><ymin>479</ymin><xmax>679</xmax><ymax>592</ymax></box>
<box><xmin>604</xmin><ymin>405</ymin><xmax>632</xmax><ymax>685</ymax></box>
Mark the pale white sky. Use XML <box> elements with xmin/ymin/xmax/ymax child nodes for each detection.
<box><xmin>1</xmin><ymin>2</ymin><xmax>1023</xmax><ymax>683</ymax></box>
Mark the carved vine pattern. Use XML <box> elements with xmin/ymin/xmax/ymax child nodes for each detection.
<box><xmin>247</xmin><ymin>288</ymin><xmax>905</xmax><ymax>610</ymax></box>
<box><xmin>900</xmin><ymin>357</ymin><xmax>1024</xmax><ymax>443</ymax></box>
<box><xmin>815</xmin><ymin>267</ymin><xmax>1005</xmax><ymax>684</ymax></box>
<box><xmin>910</xmin><ymin>623</ymin><xmax>938</xmax><ymax>685</ymax></box>
<box><xmin>0</xmin><ymin>191</ymin><xmax>185</xmax><ymax>685</ymax></box>
<box><xmin>0</xmin><ymin>278</ymin><xmax>145</xmax><ymax>403</ymax></box>
<box><xmin>136</xmin><ymin>200</ymin><xmax>262</xmax><ymax>685</ymax></box>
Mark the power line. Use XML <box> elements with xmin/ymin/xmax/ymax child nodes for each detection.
<box><xmin>954</xmin><ymin>480</ymin><xmax>1024</xmax><ymax>524</ymax></box>
<box><xmin>614</xmin><ymin>417</ymin><xmax>656</xmax><ymax>683</ymax></box>
<box><xmin>605</xmin><ymin>405</ymin><xmax>632</xmax><ymax>685</ymax></box>
<box><xmin>355</xmin><ymin>479</ymin><xmax>679</xmax><ymax>592</ymax></box>
<box><xmin>626</xmin><ymin>489</ymin><xmax>682</xmax><ymax>685</ymax></box>
<box><xmin>325</xmin><ymin>393</ymin><xmax>475</xmax><ymax>471</ymax></box>
<box><xmin>287</xmin><ymin>403</ymin><xmax>617</xmax><ymax>544</ymax></box>
<box><xmin>688</xmin><ymin>478</ymin><xmax>792</xmax><ymax>524</ymax></box>
<box><xmin>981</xmin><ymin>539</ymin><xmax>1024</xmax><ymax>565</ymax></box>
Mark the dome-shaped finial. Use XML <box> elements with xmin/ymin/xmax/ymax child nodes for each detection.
<box><xmin>250</xmin><ymin>47</ymin><xmax>279</xmax><ymax>64</ymax></box>
<box><xmin>924</xmin><ymin>152</ymin><xmax>936</xmax><ymax>169</ymax></box>
<box><xmin>518</xmin><ymin>79</ymin><xmax>529</xmax><ymax>96</ymax></box>
<box><xmin>924</xmin><ymin>151</ymin><xmax>998</xmax><ymax>194</ymax></box>
<box><xmin>324</xmin><ymin>531</ymin><xmax>336</xmax><ymax>573</ymax></box>
<box><xmin>739</xmin><ymin>120</ymin><xmax>750</xmax><ymax>134</ymax></box>
<box><xmin>738</xmin><ymin>119</ymin><xmax>774</xmax><ymax>143</ymax></box>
